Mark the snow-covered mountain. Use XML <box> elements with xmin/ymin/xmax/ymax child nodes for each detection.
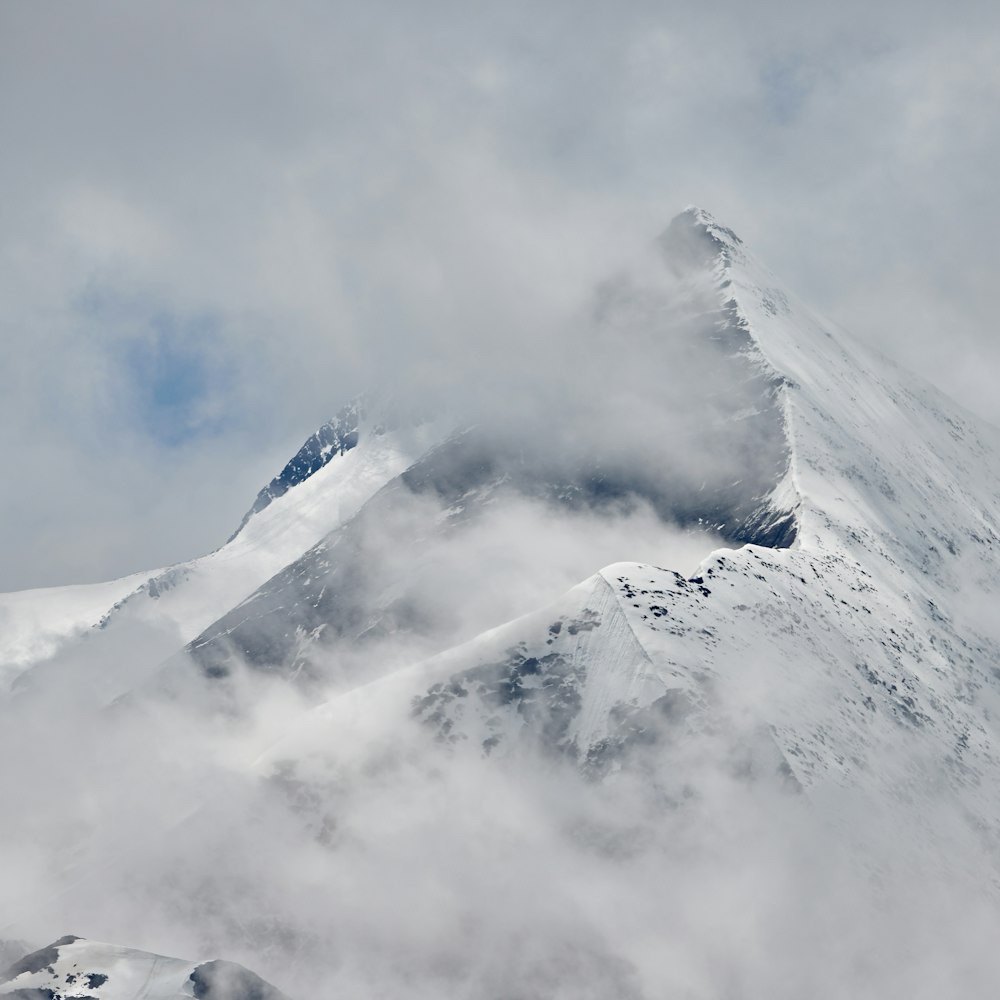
<box><xmin>253</xmin><ymin>209</ymin><xmax>1000</xmax><ymax>884</ymax></box>
<box><xmin>166</xmin><ymin>214</ymin><xmax>797</xmax><ymax>690</ymax></box>
<box><xmin>0</xmin><ymin>399</ymin><xmax>453</xmax><ymax>697</ymax></box>
<box><xmin>4</xmin><ymin>208</ymin><xmax>1000</xmax><ymax>998</ymax></box>
<box><xmin>0</xmin><ymin>936</ymin><xmax>287</xmax><ymax>1000</ymax></box>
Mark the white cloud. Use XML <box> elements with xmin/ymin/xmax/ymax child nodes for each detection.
<box><xmin>2</xmin><ymin>0</ymin><xmax>1000</xmax><ymax>588</ymax></box>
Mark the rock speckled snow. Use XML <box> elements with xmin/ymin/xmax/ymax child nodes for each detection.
<box><xmin>0</xmin><ymin>937</ymin><xmax>287</xmax><ymax>1000</ymax></box>
<box><xmin>256</xmin><ymin>208</ymin><xmax>1000</xmax><ymax>896</ymax></box>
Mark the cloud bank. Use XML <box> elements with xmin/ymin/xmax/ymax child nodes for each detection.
<box><xmin>2</xmin><ymin>0</ymin><xmax>1000</xmax><ymax>587</ymax></box>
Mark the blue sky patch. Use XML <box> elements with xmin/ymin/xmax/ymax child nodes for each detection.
<box><xmin>74</xmin><ymin>284</ymin><xmax>238</xmax><ymax>448</ymax></box>
<box><xmin>122</xmin><ymin>312</ymin><xmax>233</xmax><ymax>447</ymax></box>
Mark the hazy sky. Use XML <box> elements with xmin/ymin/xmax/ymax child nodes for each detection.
<box><xmin>2</xmin><ymin>0</ymin><xmax>999</xmax><ymax>590</ymax></box>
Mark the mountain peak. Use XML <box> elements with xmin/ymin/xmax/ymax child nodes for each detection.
<box><xmin>658</xmin><ymin>206</ymin><xmax>745</xmax><ymax>279</ymax></box>
<box><xmin>678</xmin><ymin>205</ymin><xmax>744</xmax><ymax>246</ymax></box>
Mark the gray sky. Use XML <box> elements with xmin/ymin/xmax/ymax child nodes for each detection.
<box><xmin>2</xmin><ymin>0</ymin><xmax>999</xmax><ymax>590</ymax></box>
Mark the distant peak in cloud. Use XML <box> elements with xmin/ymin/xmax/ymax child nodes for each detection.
<box><xmin>658</xmin><ymin>206</ymin><xmax>747</xmax><ymax>279</ymax></box>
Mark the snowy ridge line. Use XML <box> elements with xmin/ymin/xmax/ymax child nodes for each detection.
<box><xmin>228</xmin><ymin>391</ymin><xmax>448</xmax><ymax>540</ymax></box>
<box><xmin>0</xmin><ymin>406</ymin><xmax>454</xmax><ymax>693</ymax></box>
<box><xmin>257</xmin><ymin>209</ymin><xmax>1000</xmax><ymax>818</ymax></box>
<box><xmin>667</xmin><ymin>208</ymin><xmax>803</xmax><ymax>549</ymax></box>
<box><xmin>0</xmin><ymin>570</ymin><xmax>151</xmax><ymax>687</ymax></box>
<box><xmin>227</xmin><ymin>397</ymin><xmax>364</xmax><ymax>542</ymax></box>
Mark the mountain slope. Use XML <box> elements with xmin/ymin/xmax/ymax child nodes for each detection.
<box><xmin>0</xmin><ymin>403</ymin><xmax>451</xmax><ymax>697</ymax></box>
<box><xmin>0</xmin><ymin>937</ymin><xmax>288</xmax><ymax>1000</ymax></box>
<box><xmin>4</xmin><ymin>209</ymin><xmax>1000</xmax><ymax>998</ymax></box>
<box><xmin>174</xmin><ymin>214</ymin><xmax>802</xmax><ymax>689</ymax></box>
<box><xmin>255</xmin><ymin>208</ymin><xmax>1000</xmax><ymax>889</ymax></box>
<box><xmin>0</xmin><ymin>572</ymin><xmax>150</xmax><ymax>686</ymax></box>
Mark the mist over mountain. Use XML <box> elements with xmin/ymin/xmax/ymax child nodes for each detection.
<box><xmin>3</xmin><ymin>209</ymin><xmax>1000</xmax><ymax>999</ymax></box>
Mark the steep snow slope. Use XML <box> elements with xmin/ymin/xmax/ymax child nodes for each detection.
<box><xmin>258</xmin><ymin>209</ymin><xmax>1000</xmax><ymax>890</ymax></box>
<box><xmin>227</xmin><ymin>401</ymin><xmax>366</xmax><ymax>539</ymax></box>
<box><xmin>0</xmin><ymin>936</ymin><xmax>287</xmax><ymax>1000</ymax></box>
<box><xmin>90</xmin><ymin>408</ymin><xmax>449</xmax><ymax>642</ymax></box>
<box><xmin>180</xmin><ymin>429</ymin><xmax>723</xmax><ymax>687</ymax></box>
<box><xmin>0</xmin><ymin>405</ymin><xmax>451</xmax><ymax>694</ymax></box>
<box><xmin>178</xmin><ymin>221</ymin><xmax>797</xmax><ymax>688</ymax></box>
<box><xmin>0</xmin><ymin>572</ymin><xmax>149</xmax><ymax>687</ymax></box>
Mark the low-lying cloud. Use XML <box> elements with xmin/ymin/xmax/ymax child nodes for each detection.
<box><xmin>4</xmin><ymin>635</ymin><xmax>1000</xmax><ymax>999</ymax></box>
